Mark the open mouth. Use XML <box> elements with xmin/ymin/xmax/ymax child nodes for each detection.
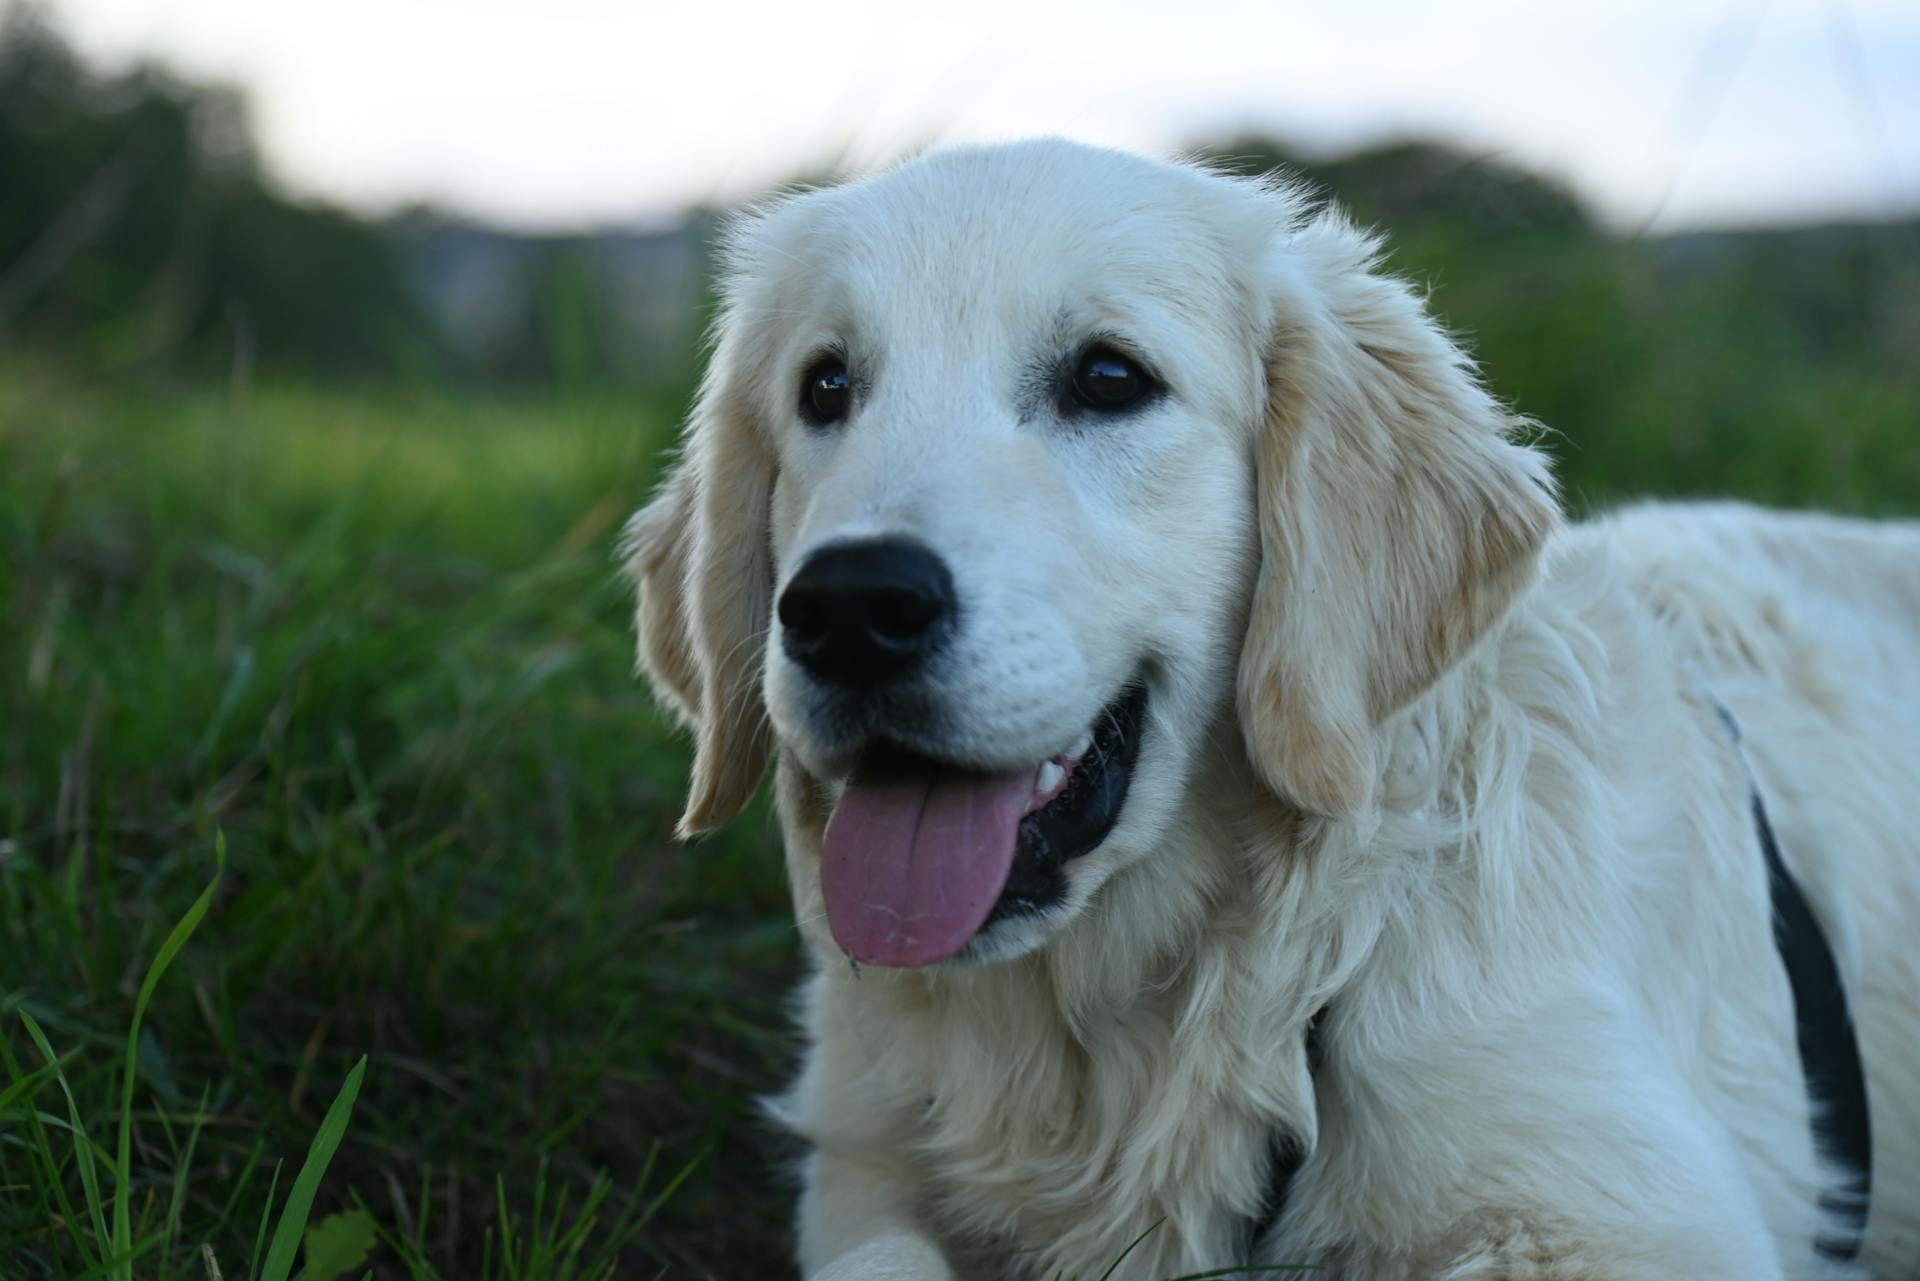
<box><xmin>818</xmin><ymin>682</ymin><xmax>1148</xmax><ymax>967</ymax></box>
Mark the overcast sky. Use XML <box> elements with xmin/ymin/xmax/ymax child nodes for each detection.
<box><xmin>41</xmin><ymin>0</ymin><xmax>1920</xmax><ymax>233</ymax></box>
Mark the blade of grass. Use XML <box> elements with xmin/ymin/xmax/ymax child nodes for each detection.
<box><xmin>20</xmin><ymin>1008</ymin><xmax>112</xmax><ymax>1264</ymax></box>
<box><xmin>188</xmin><ymin>645</ymin><xmax>257</xmax><ymax>767</ymax></box>
<box><xmin>0</xmin><ymin>1030</ymin><xmax>94</xmax><ymax>1264</ymax></box>
<box><xmin>214</xmin><ymin>1137</ymin><xmax>267</xmax><ymax>1232</ymax></box>
<box><xmin>0</xmin><ymin>1054</ymin><xmax>57</xmax><ymax>1114</ymax></box>
<box><xmin>545</xmin><ymin>1178</ymin><xmax>599</xmax><ymax>1278</ymax></box>
<box><xmin>350</xmin><ymin>1188</ymin><xmax>438</xmax><ymax>1281</ymax></box>
<box><xmin>630</xmin><ymin>1145</ymin><xmax>699</xmax><ymax>1233</ymax></box>
<box><xmin>1156</xmin><ymin>1267</ymin><xmax>1324</xmax><ymax>1280</ymax></box>
<box><xmin>246</xmin><ymin>1159</ymin><xmax>284</xmax><ymax>1281</ymax></box>
<box><xmin>1095</xmin><ymin>1218</ymin><xmax>1165</xmax><ymax>1281</ymax></box>
<box><xmin>414</xmin><ymin>1162</ymin><xmax>432</xmax><ymax>1264</ymax></box>
<box><xmin>59</xmin><ymin>1234</ymin><xmax>168</xmax><ymax>1281</ymax></box>
<box><xmin>573</xmin><ymin>1177</ymin><xmax>649</xmax><ymax>1281</ymax></box>
<box><xmin>494</xmin><ymin>1174</ymin><xmax>517</xmax><ymax>1281</ymax></box>
<box><xmin>256</xmin><ymin>1054</ymin><xmax>368</xmax><ymax>1281</ymax></box>
<box><xmin>159</xmin><ymin>1082</ymin><xmax>215</xmax><ymax>1281</ymax></box>
<box><xmin>116</xmin><ymin>841</ymin><xmax>226</xmax><ymax>1278</ymax></box>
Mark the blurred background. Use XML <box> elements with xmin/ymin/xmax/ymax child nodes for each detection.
<box><xmin>1</xmin><ymin>0</ymin><xmax>1915</xmax><ymax>1277</ymax></box>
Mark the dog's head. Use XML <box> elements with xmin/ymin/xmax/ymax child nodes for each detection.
<box><xmin>623</xmin><ymin>140</ymin><xmax>1556</xmax><ymax>968</ymax></box>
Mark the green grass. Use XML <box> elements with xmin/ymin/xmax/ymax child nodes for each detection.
<box><xmin>5</xmin><ymin>868</ymin><xmax>701</xmax><ymax>1280</ymax></box>
<box><xmin>1</xmin><ymin>217</ymin><xmax>1915</xmax><ymax>1279</ymax></box>
<box><xmin>1</xmin><ymin>363</ymin><xmax>799</xmax><ymax>1278</ymax></box>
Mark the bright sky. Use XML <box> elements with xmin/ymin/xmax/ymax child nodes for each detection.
<box><xmin>43</xmin><ymin>0</ymin><xmax>1920</xmax><ymax>233</ymax></box>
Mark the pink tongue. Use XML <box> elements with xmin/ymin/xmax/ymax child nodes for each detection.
<box><xmin>821</xmin><ymin>759</ymin><xmax>1033</xmax><ymax>967</ymax></box>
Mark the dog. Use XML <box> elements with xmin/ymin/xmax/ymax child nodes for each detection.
<box><xmin>620</xmin><ymin>139</ymin><xmax>1920</xmax><ymax>1279</ymax></box>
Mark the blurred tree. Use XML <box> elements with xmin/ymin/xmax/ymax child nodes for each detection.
<box><xmin>0</xmin><ymin>2</ymin><xmax>441</xmax><ymax>380</ymax></box>
<box><xmin>1196</xmin><ymin>135</ymin><xmax>1592</xmax><ymax>240</ymax></box>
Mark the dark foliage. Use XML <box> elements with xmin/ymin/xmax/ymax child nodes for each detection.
<box><xmin>0</xmin><ymin>4</ymin><xmax>441</xmax><ymax>380</ymax></box>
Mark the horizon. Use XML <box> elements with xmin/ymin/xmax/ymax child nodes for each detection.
<box><xmin>33</xmin><ymin>0</ymin><xmax>1920</xmax><ymax>237</ymax></box>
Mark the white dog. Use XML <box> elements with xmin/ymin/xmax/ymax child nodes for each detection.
<box><xmin>621</xmin><ymin>139</ymin><xmax>1919</xmax><ymax>1279</ymax></box>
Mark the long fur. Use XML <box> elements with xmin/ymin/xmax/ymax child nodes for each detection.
<box><xmin>620</xmin><ymin>140</ymin><xmax>1920</xmax><ymax>1279</ymax></box>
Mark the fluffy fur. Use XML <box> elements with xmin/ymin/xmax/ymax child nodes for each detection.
<box><xmin>620</xmin><ymin>139</ymin><xmax>1920</xmax><ymax>1279</ymax></box>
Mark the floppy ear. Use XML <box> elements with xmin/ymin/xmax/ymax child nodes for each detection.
<box><xmin>620</xmin><ymin>325</ymin><xmax>776</xmax><ymax>836</ymax></box>
<box><xmin>1238</xmin><ymin>219</ymin><xmax>1558</xmax><ymax>817</ymax></box>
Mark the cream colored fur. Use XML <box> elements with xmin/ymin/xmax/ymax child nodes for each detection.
<box><xmin>620</xmin><ymin>140</ymin><xmax>1920</xmax><ymax>1279</ymax></box>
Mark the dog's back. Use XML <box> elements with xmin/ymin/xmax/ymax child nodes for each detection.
<box><xmin>1602</xmin><ymin>501</ymin><xmax>1920</xmax><ymax>1266</ymax></box>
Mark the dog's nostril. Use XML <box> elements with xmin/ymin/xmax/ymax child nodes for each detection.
<box><xmin>866</xmin><ymin>585</ymin><xmax>944</xmax><ymax>646</ymax></box>
<box><xmin>778</xmin><ymin>538</ymin><xmax>956</xmax><ymax>688</ymax></box>
<box><xmin>777</xmin><ymin>588</ymin><xmax>829</xmax><ymax>645</ymax></box>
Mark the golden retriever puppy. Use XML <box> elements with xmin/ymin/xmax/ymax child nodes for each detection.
<box><xmin>621</xmin><ymin>139</ymin><xmax>1919</xmax><ymax>1279</ymax></box>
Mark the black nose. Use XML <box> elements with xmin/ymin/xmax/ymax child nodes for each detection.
<box><xmin>778</xmin><ymin>539</ymin><xmax>957</xmax><ymax>689</ymax></box>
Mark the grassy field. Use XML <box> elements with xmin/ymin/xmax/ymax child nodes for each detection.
<box><xmin>2</xmin><ymin>217</ymin><xmax>1917</xmax><ymax>1280</ymax></box>
<box><xmin>1</xmin><ymin>365</ymin><xmax>802</xmax><ymax>1279</ymax></box>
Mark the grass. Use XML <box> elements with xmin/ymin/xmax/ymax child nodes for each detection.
<box><xmin>1</xmin><ymin>362</ymin><xmax>799</xmax><ymax>1278</ymax></box>
<box><xmin>1</xmin><ymin>217</ymin><xmax>1916</xmax><ymax>1279</ymax></box>
<box><xmin>4</xmin><ymin>843</ymin><xmax>705</xmax><ymax>1281</ymax></box>
<box><xmin>4</xmin><ymin>836</ymin><xmax>373</xmax><ymax>1281</ymax></box>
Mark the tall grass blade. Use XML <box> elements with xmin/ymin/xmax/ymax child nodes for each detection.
<box><xmin>494</xmin><ymin>1173</ymin><xmax>517</xmax><ymax>1281</ymax></box>
<box><xmin>160</xmin><ymin>1082</ymin><xmax>216</xmax><ymax>1281</ymax></box>
<box><xmin>256</xmin><ymin>1054</ymin><xmax>368</xmax><ymax>1281</ymax></box>
<box><xmin>246</xmin><ymin>1160</ymin><xmax>285</xmax><ymax>1281</ymax></box>
<box><xmin>0</xmin><ymin>1031</ymin><xmax>93</xmax><ymax>1262</ymax></box>
<box><xmin>115</xmin><ymin>842</ymin><xmax>225</xmax><ymax>1279</ymax></box>
<box><xmin>19</xmin><ymin>1008</ymin><xmax>112</xmax><ymax>1263</ymax></box>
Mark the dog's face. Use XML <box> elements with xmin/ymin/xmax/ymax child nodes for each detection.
<box><xmin>624</xmin><ymin>140</ymin><xmax>1556</xmax><ymax>968</ymax></box>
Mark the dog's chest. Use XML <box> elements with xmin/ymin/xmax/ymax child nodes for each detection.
<box><xmin>899</xmin><ymin>986</ymin><xmax>1289</xmax><ymax>1278</ymax></box>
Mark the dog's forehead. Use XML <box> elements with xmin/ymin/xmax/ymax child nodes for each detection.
<box><xmin>737</xmin><ymin>142</ymin><xmax>1264</xmax><ymax>347</ymax></box>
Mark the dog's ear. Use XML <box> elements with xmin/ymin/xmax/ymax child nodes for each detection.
<box><xmin>620</xmin><ymin>325</ymin><xmax>776</xmax><ymax>837</ymax></box>
<box><xmin>1238</xmin><ymin>219</ymin><xmax>1558</xmax><ymax>817</ymax></box>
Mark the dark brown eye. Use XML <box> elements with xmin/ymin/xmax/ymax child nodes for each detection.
<box><xmin>1069</xmin><ymin>345</ymin><xmax>1151</xmax><ymax>412</ymax></box>
<box><xmin>801</xmin><ymin>355</ymin><xmax>850</xmax><ymax>424</ymax></box>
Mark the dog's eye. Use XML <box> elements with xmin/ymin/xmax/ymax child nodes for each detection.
<box><xmin>1069</xmin><ymin>345</ymin><xmax>1151</xmax><ymax>412</ymax></box>
<box><xmin>801</xmin><ymin>355</ymin><xmax>851</xmax><ymax>425</ymax></box>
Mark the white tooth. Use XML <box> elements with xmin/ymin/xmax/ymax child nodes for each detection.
<box><xmin>1036</xmin><ymin>761</ymin><xmax>1066</xmax><ymax>795</ymax></box>
<box><xmin>1067</xmin><ymin>731</ymin><xmax>1093</xmax><ymax>761</ymax></box>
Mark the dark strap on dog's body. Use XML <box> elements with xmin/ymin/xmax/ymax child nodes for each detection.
<box><xmin>1244</xmin><ymin>1007</ymin><xmax>1326</xmax><ymax>1256</ymax></box>
<box><xmin>1245</xmin><ymin>708</ymin><xmax>1873</xmax><ymax>1260</ymax></box>
<box><xmin>1726</xmin><ymin>711</ymin><xmax>1873</xmax><ymax>1260</ymax></box>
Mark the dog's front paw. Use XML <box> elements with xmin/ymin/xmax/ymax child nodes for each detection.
<box><xmin>807</xmin><ymin>1230</ymin><xmax>953</xmax><ymax>1281</ymax></box>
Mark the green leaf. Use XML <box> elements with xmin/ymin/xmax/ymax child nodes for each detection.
<box><xmin>257</xmin><ymin>1055</ymin><xmax>368</xmax><ymax>1281</ymax></box>
<box><xmin>302</xmin><ymin>1209</ymin><xmax>378</xmax><ymax>1281</ymax></box>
